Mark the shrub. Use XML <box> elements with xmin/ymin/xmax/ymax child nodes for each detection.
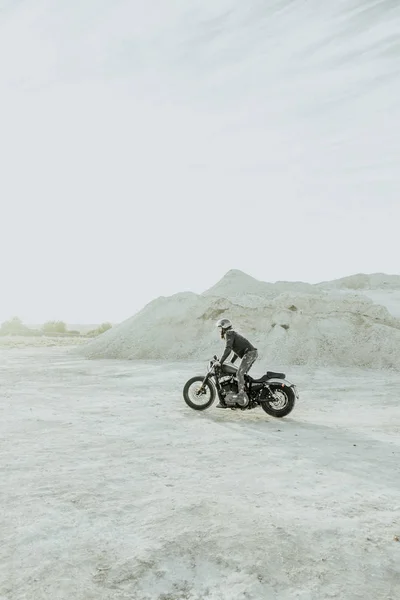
<box><xmin>42</xmin><ymin>321</ymin><xmax>67</xmax><ymax>334</ymax></box>
<box><xmin>87</xmin><ymin>323</ymin><xmax>113</xmax><ymax>337</ymax></box>
<box><xmin>0</xmin><ymin>317</ymin><xmax>29</xmax><ymax>336</ymax></box>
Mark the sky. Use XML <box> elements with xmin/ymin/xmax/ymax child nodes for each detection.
<box><xmin>1</xmin><ymin>0</ymin><xmax>399</xmax><ymax>324</ymax></box>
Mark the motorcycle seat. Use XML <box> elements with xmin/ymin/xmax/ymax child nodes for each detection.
<box><xmin>248</xmin><ymin>371</ymin><xmax>286</xmax><ymax>383</ymax></box>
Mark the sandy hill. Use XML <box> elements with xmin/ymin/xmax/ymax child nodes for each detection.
<box><xmin>316</xmin><ymin>273</ymin><xmax>400</xmax><ymax>319</ymax></box>
<box><xmin>318</xmin><ymin>273</ymin><xmax>400</xmax><ymax>290</ymax></box>
<box><xmin>203</xmin><ymin>270</ymin><xmax>317</xmax><ymax>306</ymax></box>
<box><xmin>80</xmin><ymin>271</ymin><xmax>400</xmax><ymax>370</ymax></box>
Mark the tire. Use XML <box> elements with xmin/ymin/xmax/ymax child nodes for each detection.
<box><xmin>261</xmin><ymin>384</ymin><xmax>295</xmax><ymax>418</ymax></box>
<box><xmin>183</xmin><ymin>376</ymin><xmax>216</xmax><ymax>411</ymax></box>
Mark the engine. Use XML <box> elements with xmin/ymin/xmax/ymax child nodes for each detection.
<box><xmin>219</xmin><ymin>376</ymin><xmax>238</xmax><ymax>397</ymax></box>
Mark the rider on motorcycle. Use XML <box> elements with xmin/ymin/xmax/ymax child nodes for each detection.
<box><xmin>214</xmin><ymin>318</ymin><xmax>258</xmax><ymax>408</ymax></box>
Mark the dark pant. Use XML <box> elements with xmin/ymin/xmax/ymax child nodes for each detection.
<box><xmin>237</xmin><ymin>350</ymin><xmax>258</xmax><ymax>395</ymax></box>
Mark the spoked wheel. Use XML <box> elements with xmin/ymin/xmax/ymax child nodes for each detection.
<box><xmin>183</xmin><ymin>376</ymin><xmax>216</xmax><ymax>411</ymax></box>
<box><xmin>261</xmin><ymin>385</ymin><xmax>295</xmax><ymax>418</ymax></box>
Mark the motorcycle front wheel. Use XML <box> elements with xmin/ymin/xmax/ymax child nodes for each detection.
<box><xmin>183</xmin><ymin>376</ymin><xmax>216</xmax><ymax>411</ymax></box>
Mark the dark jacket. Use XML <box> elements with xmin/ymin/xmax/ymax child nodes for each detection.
<box><xmin>220</xmin><ymin>329</ymin><xmax>257</xmax><ymax>365</ymax></box>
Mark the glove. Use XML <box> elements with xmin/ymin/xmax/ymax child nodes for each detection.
<box><xmin>214</xmin><ymin>360</ymin><xmax>221</xmax><ymax>368</ymax></box>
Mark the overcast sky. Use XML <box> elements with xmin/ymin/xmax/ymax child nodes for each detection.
<box><xmin>1</xmin><ymin>0</ymin><xmax>399</xmax><ymax>324</ymax></box>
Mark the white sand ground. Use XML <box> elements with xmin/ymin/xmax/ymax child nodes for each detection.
<box><xmin>1</xmin><ymin>348</ymin><xmax>399</xmax><ymax>600</ymax></box>
<box><xmin>0</xmin><ymin>336</ymin><xmax>89</xmax><ymax>349</ymax></box>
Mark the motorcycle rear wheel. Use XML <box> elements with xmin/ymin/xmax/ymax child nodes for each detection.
<box><xmin>261</xmin><ymin>384</ymin><xmax>295</xmax><ymax>418</ymax></box>
<box><xmin>183</xmin><ymin>376</ymin><xmax>216</xmax><ymax>411</ymax></box>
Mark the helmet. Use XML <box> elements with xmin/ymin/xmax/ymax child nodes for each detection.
<box><xmin>216</xmin><ymin>318</ymin><xmax>232</xmax><ymax>330</ymax></box>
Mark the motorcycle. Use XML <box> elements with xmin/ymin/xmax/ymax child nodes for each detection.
<box><xmin>183</xmin><ymin>356</ymin><xmax>298</xmax><ymax>417</ymax></box>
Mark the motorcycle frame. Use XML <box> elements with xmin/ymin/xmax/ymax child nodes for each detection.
<box><xmin>200</xmin><ymin>361</ymin><xmax>298</xmax><ymax>403</ymax></box>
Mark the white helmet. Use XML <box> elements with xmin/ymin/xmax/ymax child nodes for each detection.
<box><xmin>216</xmin><ymin>318</ymin><xmax>232</xmax><ymax>330</ymax></box>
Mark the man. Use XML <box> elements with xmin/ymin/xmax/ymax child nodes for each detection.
<box><xmin>214</xmin><ymin>318</ymin><xmax>258</xmax><ymax>408</ymax></box>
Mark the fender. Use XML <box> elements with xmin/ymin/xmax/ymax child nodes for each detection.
<box><xmin>265</xmin><ymin>378</ymin><xmax>299</xmax><ymax>398</ymax></box>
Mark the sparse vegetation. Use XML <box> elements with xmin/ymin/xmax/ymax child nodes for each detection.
<box><xmin>87</xmin><ymin>323</ymin><xmax>113</xmax><ymax>337</ymax></box>
<box><xmin>0</xmin><ymin>316</ymin><xmax>112</xmax><ymax>338</ymax></box>
<box><xmin>0</xmin><ymin>317</ymin><xmax>30</xmax><ymax>336</ymax></box>
<box><xmin>42</xmin><ymin>321</ymin><xmax>67</xmax><ymax>334</ymax></box>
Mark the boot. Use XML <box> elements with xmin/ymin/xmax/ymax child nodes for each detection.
<box><xmin>216</xmin><ymin>399</ymin><xmax>227</xmax><ymax>409</ymax></box>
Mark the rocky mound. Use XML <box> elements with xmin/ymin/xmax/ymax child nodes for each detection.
<box><xmin>318</xmin><ymin>273</ymin><xmax>400</xmax><ymax>290</ymax></box>
<box><xmin>81</xmin><ymin>274</ymin><xmax>400</xmax><ymax>369</ymax></box>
